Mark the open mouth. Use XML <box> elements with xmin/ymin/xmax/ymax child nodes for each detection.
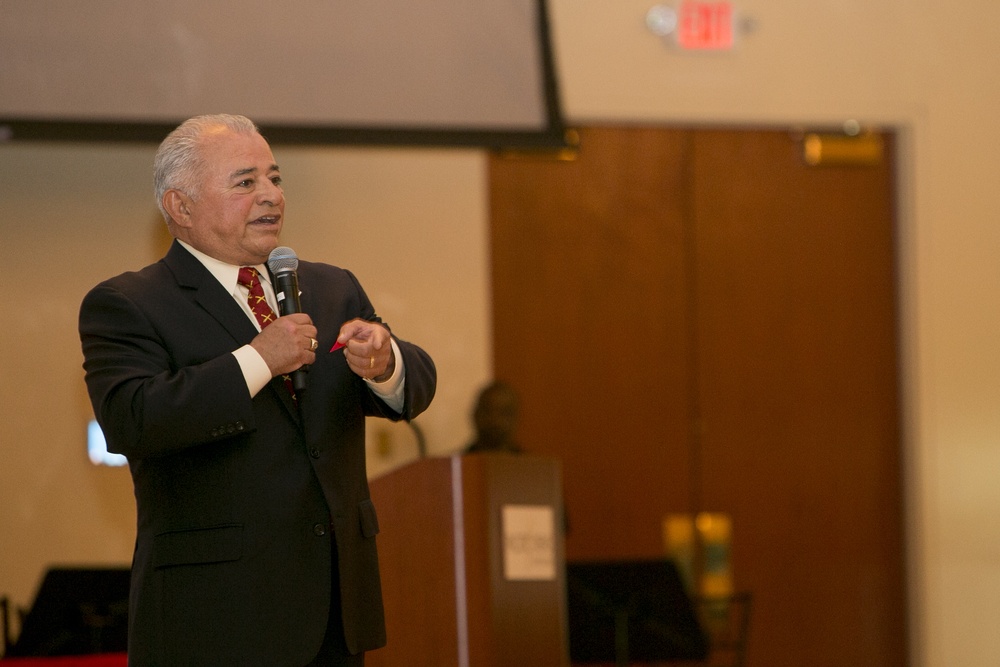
<box><xmin>251</xmin><ymin>215</ymin><xmax>280</xmax><ymax>225</ymax></box>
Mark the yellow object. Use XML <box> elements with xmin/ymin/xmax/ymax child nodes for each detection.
<box><xmin>803</xmin><ymin>132</ymin><xmax>884</xmax><ymax>167</ymax></box>
<box><xmin>663</xmin><ymin>512</ymin><xmax>733</xmax><ymax>599</ymax></box>
<box><xmin>696</xmin><ymin>512</ymin><xmax>733</xmax><ymax>599</ymax></box>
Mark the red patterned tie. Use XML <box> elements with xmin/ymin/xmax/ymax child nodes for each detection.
<box><xmin>238</xmin><ymin>266</ymin><xmax>296</xmax><ymax>400</ymax></box>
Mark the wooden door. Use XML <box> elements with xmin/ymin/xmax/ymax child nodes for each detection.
<box><xmin>487</xmin><ymin>126</ymin><xmax>906</xmax><ymax>667</ymax></box>
<box><xmin>489</xmin><ymin>127</ymin><xmax>696</xmax><ymax>558</ymax></box>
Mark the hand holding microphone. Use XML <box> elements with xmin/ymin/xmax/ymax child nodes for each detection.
<box><xmin>267</xmin><ymin>246</ymin><xmax>311</xmax><ymax>391</ymax></box>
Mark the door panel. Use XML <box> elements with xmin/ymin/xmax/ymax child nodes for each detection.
<box><xmin>488</xmin><ymin>125</ymin><xmax>905</xmax><ymax>667</ymax></box>
<box><xmin>690</xmin><ymin>129</ymin><xmax>905</xmax><ymax>665</ymax></box>
<box><xmin>489</xmin><ymin>127</ymin><xmax>695</xmax><ymax>558</ymax></box>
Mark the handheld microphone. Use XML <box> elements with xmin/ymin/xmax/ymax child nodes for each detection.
<box><xmin>267</xmin><ymin>246</ymin><xmax>308</xmax><ymax>392</ymax></box>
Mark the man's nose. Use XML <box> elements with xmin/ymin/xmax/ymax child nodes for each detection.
<box><xmin>259</xmin><ymin>180</ymin><xmax>284</xmax><ymax>205</ymax></box>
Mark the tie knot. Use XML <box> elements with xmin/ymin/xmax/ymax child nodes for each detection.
<box><xmin>238</xmin><ymin>266</ymin><xmax>258</xmax><ymax>289</ymax></box>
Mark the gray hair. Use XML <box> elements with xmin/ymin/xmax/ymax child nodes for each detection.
<box><xmin>153</xmin><ymin>114</ymin><xmax>260</xmax><ymax>222</ymax></box>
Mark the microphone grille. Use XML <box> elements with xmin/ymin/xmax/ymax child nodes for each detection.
<box><xmin>267</xmin><ymin>246</ymin><xmax>299</xmax><ymax>273</ymax></box>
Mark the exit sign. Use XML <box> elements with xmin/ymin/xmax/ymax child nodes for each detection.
<box><xmin>677</xmin><ymin>1</ymin><xmax>735</xmax><ymax>50</ymax></box>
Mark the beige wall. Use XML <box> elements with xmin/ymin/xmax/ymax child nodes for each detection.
<box><xmin>2</xmin><ymin>1</ymin><xmax>999</xmax><ymax>665</ymax></box>
<box><xmin>0</xmin><ymin>143</ymin><xmax>492</xmax><ymax>614</ymax></box>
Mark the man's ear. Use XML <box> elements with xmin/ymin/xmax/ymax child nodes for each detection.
<box><xmin>163</xmin><ymin>189</ymin><xmax>194</xmax><ymax>227</ymax></box>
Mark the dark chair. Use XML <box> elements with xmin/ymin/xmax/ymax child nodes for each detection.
<box><xmin>4</xmin><ymin>568</ymin><xmax>129</xmax><ymax>658</ymax></box>
<box><xmin>567</xmin><ymin>559</ymin><xmax>710</xmax><ymax>666</ymax></box>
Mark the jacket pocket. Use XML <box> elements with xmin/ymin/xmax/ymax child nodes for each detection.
<box><xmin>359</xmin><ymin>499</ymin><xmax>380</xmax><ymax>538</ymax></box>
<box><xmin>153</xmin><ymin>524</ymin><xmax>243</xmax><ymax>568</ymax></box>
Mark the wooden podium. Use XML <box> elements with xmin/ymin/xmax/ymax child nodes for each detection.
<box><xmin>366</xmin><ymin>454</ymin><xmax>568</xmax><ymax>667</ymax></box>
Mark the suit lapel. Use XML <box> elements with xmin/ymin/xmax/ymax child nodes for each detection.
<box><xmin>163</xmin><ymin>241</ymin><xmax>302</xmax><ymax>422</ymax></box>
<box><xmin>163</xmin><ymin>241</ymin><xmax>256</xmax><ymax>343</ymax></box>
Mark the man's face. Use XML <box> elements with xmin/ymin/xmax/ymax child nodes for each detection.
<box><xmin>474</xmin><ymin>388</ymin><xmax>519</xmax><ymax>441</ymax></box>
<box><xmin>182</xmin><ymin>127</ymin><xmax>285</xmax><ymax>266</ymax></box>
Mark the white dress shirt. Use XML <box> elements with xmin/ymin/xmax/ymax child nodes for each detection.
<box><xmin>177</xmin><ymin>240</ymin><xmax>405</xmax><ymax>412</ymax></box>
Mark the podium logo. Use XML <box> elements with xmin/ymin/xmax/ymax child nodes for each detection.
<box><xmin>501</xmin><ymin>504</ymin><xmax>556</xmax><ymax>581</ymax></box>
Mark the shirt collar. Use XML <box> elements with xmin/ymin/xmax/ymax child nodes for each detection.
<box><xmin>177</xmin><ymin>240</ymin><xmax>270</xmax><ymax>293</ymax></box>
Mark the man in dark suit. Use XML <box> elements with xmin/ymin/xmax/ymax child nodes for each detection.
<box><xmin>79</xmin><ymin>114</ymin><xmax>436</xmax><ymax>666</ymax></box>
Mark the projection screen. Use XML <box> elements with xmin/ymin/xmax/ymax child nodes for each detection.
<box><xmin>0</xmin><ymin>0</ymin><xmax>565</xmax><ymax>147</ymax></box>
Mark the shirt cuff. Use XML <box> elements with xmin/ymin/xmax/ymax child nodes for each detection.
<box><xmin>364</xmin><ymin>337</ymin><xmax>406</xmax><ymax>412</ymax></box>
<box><xmin>232</xmin><ymin>344</ymin><xmax>273</xmax><ymax>397</ymax></box>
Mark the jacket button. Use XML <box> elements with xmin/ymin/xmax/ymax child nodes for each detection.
<box><xmin>310</xmin><ymin>447</ymin><xmax>321</xmax><ymax>459</ymax></box>
<box><xmin>313</xmin><ymin>523</ymin><xmax>327</xmax><ymax>536</ymax></box>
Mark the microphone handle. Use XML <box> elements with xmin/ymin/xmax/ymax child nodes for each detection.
<box><xmin>272</xmin><ymin>270</ymin><xmax>308</xmax><ymax>392</ymax></box>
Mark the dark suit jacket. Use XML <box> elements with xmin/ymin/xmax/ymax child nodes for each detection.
<box><xmin>79</xmin><ymin>241</ymin><xmax>436</xmax><ymax>666</ymax></box>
